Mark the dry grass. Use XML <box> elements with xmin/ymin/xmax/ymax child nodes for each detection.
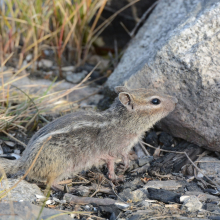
<box><xmin>0</xmin><ymin>55</ymin><xmax>98</xmax><ymax>133</ymax></box>
<box><xmin>0</xmin><ymin>0</ymin><xmax>140</xmax><ymax>132</ymax></box>
<box><xmin>0</xmin><ymin>0</ymin><xmax>140</xmax><ymax>73</ymax></box>
<box><xmin>0</xmin><ymin>0</ymin><xmax>109</xmax><ymax>70</ymax></box>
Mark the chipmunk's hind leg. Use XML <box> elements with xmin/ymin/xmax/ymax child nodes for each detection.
<box><xmin>106</xmin><ymin>156</ymin><xmax>124</xmax><ymax>182</ymax></box>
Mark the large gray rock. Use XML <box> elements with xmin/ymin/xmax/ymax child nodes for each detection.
<box><xmin>106</xmin><ymin>0</ymin><xmax>220</xmax><ymax>151</ymax></box>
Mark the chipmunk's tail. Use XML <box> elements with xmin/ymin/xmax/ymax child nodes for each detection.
<box><xmin>0</xmin><ymin>158</ymin><xmax>22</xmax><ymax>176</ymax></box>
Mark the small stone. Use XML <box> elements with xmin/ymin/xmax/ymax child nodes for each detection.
<box><xmin>137</xmin><ymin>156</ymin><xmax>153</xmax><ymax>166</ymax></box>
<box><xmin>75</xmin><ymin>185</ymin><xmax>90</xmax><ymax>197</ymax></box>
<box><xmin>180</xmin><ymin>195</ymin><xmax>190</xmax><ymax>203</ymax></box>
<box><xmin>114</xmin><ymin>202</ymin><xmax>130</xmax><ymax>210</ymax></box>
<box><xmin>138</xmin><ymin>200</ymin><xmax>150</xmax><ymax>208</ymax></box>
<box><xmin>119</xmin><ymin>188</ymin><xmax>147</xmax><ymax>203</ymax></box>
<box><xmin>38</xmin><ymin>61</ymin><xmax>43</xmax><ymax>68</ymax></box>
<box><xmin>46</xmin><ymin>200</ymin><xmax>53</xmax><ymax>205</ymax></box>
<box><xmin>36</xmin><ymin>194</ymin><xmax>46</xmax><ymax>199</ymax></box>
<box><xmin>148</xmin><ymin>188</ymin><xmax>180</xmax><ymax>204</ymax></box>
<box><xmin>70</xmin><ymin>213</ymin><xmax>77</xmax><ymax>218</ymax></box>
<box><xmin>123</xmin><ymin>178</ymin><xmax>144</xmax><ymax>191</ymax></box>
<box><xmin>0</xmin><ymin>146</ymin><xmax>3</xmax><ymax>155</ymax></box>
<box><xmin>205</xmin><ymin>203</ymin><xmax>220</xmax><ymax>213</ymax></box>
<box><xmin>66</xmin><ymin>70</ymin><xmax>88</xmax><ymax>84</ymax></box>
<box><xmin>198</xmin><ymin>156</ymin><xmax>220</xmax><ymax>177</ymax></box>
<box><xmin>14</xmin><ymin>149</ymin><xmax>21</xmax><ymax>155</ymax></box>
<box><xmin>134</xmin><ymin>143</ymin><xmax>146</xmax><ymax>158</ymax></box>
<box><xmin>181</xmin><ymin>195</ymin><xmax>203</xmax><ymax>211</ymax></box>
<box><xmin>197</xmin><ymin>172</ymin><xmax>204</xmax><ymax>178</ymax></box>
<box><xmin>143</xmin><ymin>180</ymin><xmax>182</xmax><ymax>190</ymax></box>
<box><xmin>60</xmin><ymin>200</ymin><xmax>66</xmax><ymax>204</ymax></box>
<box><xmin>4</xmin><ymin>141</ymin><xmax>16</xmax><ymax>147</ymax></box>
<box><xmin>26</xmin><ymin>54</ymin><xmax>32</xmax><ymax>62</ymax></box>
<box><xmin>84</xmin><ymin>205</ymin><xmax>90</xmax><ymax>211</ymax></box>
<box><xmin>184</xmin><ymin>191</ymin><xmax>220</xmax><ymax>202</ymax></box>
<box><xmin>10</xmin><ymin>153</ymin><xmax>20</xmax><ymax>160</ymax></box>
<box><xmin>43</xmin><ymin>49</ymin><xmax>51</xmax><ymax>56</ymax></box>
<box><xmin>131</xmin><ymin>163</ymin><xmax>150</xmax><ymax>174</ymax></box>
<box><xmin>2</xmin><ymin>145</ymin><xmax>13</xmax><ymax>154</ymax></box>
<box><xmin>61</xmin><ymin>66</ymin><xmax>75</xmax><ymax>72</ymax></box>
<box><xmin>41</xmin><ymin>59</ymin><xmax>53</xmax><ymax>68</ymax></box>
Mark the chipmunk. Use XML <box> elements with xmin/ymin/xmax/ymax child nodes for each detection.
<box><xmin>0</xmin><ymin>86</ymin><xmax>177</xmax><ymax>189</ymax></box>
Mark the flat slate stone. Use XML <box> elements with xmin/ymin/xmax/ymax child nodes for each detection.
<box><xmin>0</xmin><ymin>201</ymin><xmax>71</xmax><ymax>220</ymax></box>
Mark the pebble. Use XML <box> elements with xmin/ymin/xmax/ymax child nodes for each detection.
<box><xmin>198</xmin><ymin>156</ymin><xmax>220</xmax><ymax>177</ymax></box>
<box><xmin>35</xmin><ymin>194</ymin><xmax>46</xmax><ymax>199</ymax></box>
<box><xmin>115</xmin><ymin>202</ymin><xmax>130</xmax><ymax>210</ymax></box>
<box><xmin>119</xmin><ymin>188</ymin><xmax>147</xmax><ymax>203</ymax></box>
<box><xmin>61</xmin><ymin>66</ymin><xmax>75</xmax><ymax>72</ymax></box>
<box><xmin>181</xmin><ymin>195</ymin><xmax>203</xmax><ymax>211</ymax></box>
<box><xmin>5</xmin><ymin>141</ymin><xmax>16</xmax><ymax>147</ymax></box>
<box><xmin>41</xmin><ymin>59</ymin><xmax>53</xmax><ymax>68</ymax></box>
<box><xmin>66</xmin><ymin>70</ymin><xmax>88</xmax><ymax>84</ymax></box>
<box><xmin>137</xmin><ymin>156</ymin><xmax>153</xmax><ymax>166</ymax></box>
<box><xmin>26</xmin><ymin>54</ymin><xmax>33</xmax><ymax>62</ymax></box>
<box><xmin>10</xmin><ymin>153</ymin><xmax>21</xmax><ymax>159</ymax></box>
<box><xmin>53</xmin><ymin>197</ymin><xmax>66</xmax><ymax>204</ymax></box>
<box><xmin>143</xmin><ymin>180</ymin><xmax>182</xmax><ymax>190</ymax></box>
<box><xmin>43</xmin><ymin>49</ymin><xmax>51</xmax><ymax>56</ymax></box>
<box><xmin>46</xmin><ymin>200</ymin><xmax>53</xmax><ymax>205</ymax></box>
<box><xmin>148</xmin><ymin>188</ymin><xmax>180</xmax><ymax>204</ymax></box>
<box><xmin>84</xmin><ymin>205</ymin><xmax>90</xmax><ymax>211</ymax></box>
<box><xmin>38</xmin><ymin>60</ymin><xmax>43</xmax><ymax>68</ymax></box>
<box><xmin>2</xmin><ymin>145</ymin><xmax>13</xmax><ymax>154</ymax></box>
<box><xmin>0</xmin><ymin>146</ymin><xmax>3</xmax><ymax>155</ymax></box>
<box><xmin>184</xmin><ymin>191</ymin><xmax>220</xmax><ymax>202</ymax></box>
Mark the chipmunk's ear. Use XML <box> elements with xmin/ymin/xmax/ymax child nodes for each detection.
<box><xmin>118</xmin><ymin>92</ymin><xmax>134</xmax><ymax>111</ymax></box>
<box><xmin>114</xmin><ymin>86</ymin><xmax>129</xmax><ymax>93</ymax></box>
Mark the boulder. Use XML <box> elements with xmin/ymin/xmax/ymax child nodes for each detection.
<box><xmin>106</xmin><ymin>0</ymin><xmax>220</xmax><ymax>151</ymax></box>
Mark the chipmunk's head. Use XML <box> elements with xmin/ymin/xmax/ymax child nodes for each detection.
<box><xmin>115</xmin><ymin>86</ymin><xmax>178</xmax><ymax>124</ymax></box>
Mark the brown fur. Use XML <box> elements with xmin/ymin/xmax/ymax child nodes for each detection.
<box><xmin>0</xmin><ymin>86</ymin><xmax>177</xmax><ymax>185</ymax></box>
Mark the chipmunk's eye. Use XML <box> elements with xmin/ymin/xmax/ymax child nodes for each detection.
<box><xmin>151</xmin><ymin>98</ymin><xmax>160</xmax><ymax>105</ymax></box>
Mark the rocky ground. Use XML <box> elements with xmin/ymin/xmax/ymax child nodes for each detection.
<box><xmin>1</xmin><ymin>0</ymin><xmax>220</xmax><ymax>218</ymax></box>
<box><xmin>1</xmin><ymin>59</ymin><xmax>220</xmax><ymax>219</ymax></box>
<box><xmin>2</xmin><ymin>126</ymin><xmax>220</xmax><ymax>220</ymax></box>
